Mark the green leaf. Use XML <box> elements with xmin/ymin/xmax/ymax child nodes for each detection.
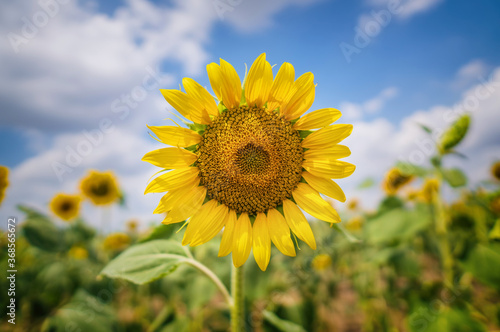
<box><xmin>263</xmin><ymin>310</ymin><xmax>307</xmax><ymax>332</ymax></box>
<box><xmin>441</xmin><ymin>168</ymin><xmax>467</xmax><ymax>188</ymax></box>
<box><xmin>332</xmin><ymin>224</ymin><xmax>361</xmax><ymax>243</ymax></box>
<box><xmin>365</xmin><ymin>207</ymin><xmax>431</xmax><ymax>245</ymax></box>
<box><xmin>41</xmin><ymin>290</ymin><xmax>117</xmax><ymax>332</ymax></box>
<box><xmin>417</xmin><ymin>123</ymin><xmax>433</xmax><ymax>134</ymax></box>
<box><xmin>408</xmin><ymin>308</ymin><xmax>486</xmax><ymax>332</ymax></box>
<box><xmin>395</xmin><ymin>161</ymin><xmax>428</xmax><ymax>177</ymax></box>
<box><xmin>138</xmin><ymin>223</ymin><xmax>176</xmax><ymax>243</ymax></box>
<box><xmin>461</xmin><ymin>244</ymin><xmax>500</xmax><ymax>289</ymax></box>
<box><xmin>100</xmin><ymin>240</ymin><xmax>190</xmax><ymax>284</ymax></box>
<box><xmin>357</xmin><ymin>177</ymin><xmax>375</xmax><ymax>189</ymax></box>
<box><xmin>20</xmin><ymin>207</ymin><xmax>63</xmax><ymax>252</ymax></box>
<box><xmin>298</xmin><ymin>130</ymin><xmax>313</xmax><ymax>139</ymax></box>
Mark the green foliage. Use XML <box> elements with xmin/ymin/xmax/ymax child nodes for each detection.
<box><xmin>441</xmin><ymin>168</ymin><xmax>468</xmax><ymax>188</ymax></box>
<box><xmin>20</xmin><ymin>206</ymin><xmax>63</xmax><ymax>252</ymax></box>
<box><xmin>41</xmin><ymin>290</ymin><xmax>117</xmax><ymax>332</ymax></box>
<box><xmin>439</xmin><ymin>114</ymin><xmax>471</xmax><ymax>154</ymax></box>
<box><xmin>462</xmin><ymin>244</ymin><xmax>500</xmax><ymax>289</ymax></box>
<box><xmin>365</xmin><ymin>207</ymin><xmax>431</xmax><ymax>245</ymax></box>
<box><xmin>263</xmin><ymin>310</ymin><xmax>307</xmax><ymax>332</ymax></box>
<box><xmin>100</xmin><ymin>240</ymin><xmax>190</xmax><ymax>284</ymax></box>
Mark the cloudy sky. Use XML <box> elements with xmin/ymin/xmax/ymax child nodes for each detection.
<box><xmin>1</xmin><ymin>0</ymin><xmax>499</xmax><ymax>230</ymax></box>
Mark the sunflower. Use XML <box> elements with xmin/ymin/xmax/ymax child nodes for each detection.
<box><xmin>49</xmin><ymin>193</ymin><xmax>81</xmax><ymax>221</ymax></box>
<box><xmin>491</xmin><ymin>161</ymin><xmax>500</xmax><ymax>181</ymax></box>
<box><xmin>80</xmin><ymin>170</ymin><xmax>120</xmax><ymax>206</ymax></box>
<box><xmin>0</xmin><ymin>166</ymin><xmax>9</xmax><ymax>206</ymax></box>
<box><xmin>103</xmin><ymin>232</ymin><xmax>130</xmax><ymax>251</ymax></box>
<box><xmin>68</xmin><ymin>246</ymin><xmax>89</xmax><ymax>260</ymax></box>
<box><xmin>143</xmin><ymin>53</ymin><xmax>355</xmax><ymax>271</ymax></box>
<box><xmin>311</xmin><ymin>254</ymin><xmax>332</xmax><ymax>271</ymax></box>
<box><xmin>382</xmin><ymin>167</ymin><xmax>414</xmax><ymax>195</ymax></box>
<box><xmin>420</xmin><ymin>178</ymin><xmax>440</xmax><ymax>203</ymax></box>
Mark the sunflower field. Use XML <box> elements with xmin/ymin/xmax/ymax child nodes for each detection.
<box><xmin>2</xmin><ymin>68</ymin><xmax>500</xmax><ymax>332</ymax></box>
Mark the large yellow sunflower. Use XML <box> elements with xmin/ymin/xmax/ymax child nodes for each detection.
<box><xmin>49</xmin><ymin>193</ymin><xmax>82</xmax><ymax>221</ymax></box>
<box><xmin>143</xmin><ymin>53</ymin><xmax>355</xmax><ymax>271</ymax></box>
<box><xmin>0</xmin><ymin>166</ymin><xmax>9</xmax><ymax>206</ymax></box>
<box><xmin>80</xmin><ymin>170</ymin><xmax>120</xmax><ymax>206</ymax></box>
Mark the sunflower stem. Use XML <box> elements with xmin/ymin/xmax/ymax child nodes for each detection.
<box><xmin>185</xmin><ymin>259</ymin><xmax>232</xmax><ymax>307</ymax></box>
<box><xmin>231</xmin><ymin>265</ymin><xmax>244</xmax><ymax>332</ymax></box>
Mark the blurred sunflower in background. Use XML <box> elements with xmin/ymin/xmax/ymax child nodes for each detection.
<box><xmin>80</xmin><ymin>170</ymin><xmax>120</xmax><ymax>206</ymax></box>
<box><xmin>420</xmin><ymin>178</ymin><xmax>440</xmax><ymax>203</ymax></box>
<box><xmin>311</xmin><ymin>254</ymin><xmax>332</xmax><ymax>271</ymax></box>
<box><xmin>143</xmin><ymin>53</ymin><xmax>355</xmax><ymax>271</ymax></box>
<box><xmin>49</xmin><ymin>193</ymin><xmax>82</xmax><ymax>221</ymax></box>
<box><xmin>491</xmin><ymin>161</ymin><xmax>500</xmax><ymax>181</ymax></box>
<box><xmin>103</xmin><ymin>232</ymin><xmax>131</xmax><ymax>251</ymax></box>
<box><xmin>0</xmin><ymin>165</ymin><xmax>9</xmax><ymax>206</ymax></box>
<box><xmin>68</xmin><ymin>246</ymin><xmax>89</xmax><ymax>260</ymax></box>
<box><xmin>382</xmin><ymin>167</ymin><xmax>414</xmax><ymax>195</ymax></box>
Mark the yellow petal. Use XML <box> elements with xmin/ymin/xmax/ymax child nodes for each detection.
<box><xmin>162</xmin><ymin>186</ymin><xmax>206</xmax><ymax>225</ymax></box>
<box><xmin>190</xmin><ymin>203</ymin><xmax>229</xmax><ymax>247</ymax></box>
<box><xmin>304</xmin><ymin>144</ymin><xmax>351</xmax><ymax>161</ymax></box>
<box><xmin>182</xmin><ymin>200</ymin><xmax>218</xmax><ymax>245</ymax></box>
<box><xmin>160</xmin><ymin>89</ymin><xmax>211</xmax><ymax>124</ymax></box>
<box><xmin>232</xmin><ymin>212</ymin><xmax>252</xmax><ymax>267</ymax></box>
<box><xmin>282</xmin><ymin>199</ymin><xmax>317</xmax><ymax>250</ymax></box>
<box><xmin>266</xmin><ymin>208</ymin><xmax>296</xmax><ymax>257</ymax></box>
<box><xmin>148</xmin><ymin>125</ymin><xmax>201</xmax><ymax>147</ymax></box>
<box><xmin>293</xmin><ymin>108</ymin><xmax>342</xmax><ymax>130</ymax></box>
<box><xmin>252</xmin><ymin>212</ymin><xmax>271</xmax><ymax>271</ymax></box>
<box><xmin>218</xmin><ymin>209</ymin><xmax>237</xmax><ymax>257</ymax></box>
<box><xmin>267</xmin><ymin>62</ymin><xmax>295</xmax><ymax>112</ymax></box>
<box><xmin>292</xmin><ymin>183</ymin><xmax>340</xmax><ymax>223</ymax></box>
<box><xmin>282</xmin><ymin>72</ymin><xmax>315</xmax><ymax>120</ymax></box>
<box><xmin>182</xmin><ymin>77</ymin><xmax>218</xmax><ymax>116</ymax></box>
<box><xmin>301</xmin><ymin>124</ymin><xmax>353</xmax><ymax>149</ymax></box>
<box><xmin>220</xmin><ymin>59</ymin><xmax>242</xmax><ymax>109</ymax></box>
<box><xmin>245</xmin><ymin>53</ymin><xmax>273</xmax><ymax>108</ymax></box>
<box><xmin>207</xmin><ymin>63</ymin><xmax>223</xmax><ymax>102</ymax></box>
<box><xmin>145</xmin><ymin>168</ymin><xmax>199</xmax><ymax>194</ymax></box>
<box><xmin>303</xmin><ymin>159</ymin><xmax>356</xmax><ymax>179</ymax></box>
<box><xmin>301</xmin><ymin>171</ymin><xmax>346</xmax><ymax>202</ymax></box>
<box><xmin>153</xmin><ymin>180</ymin><xmax>199</xmax><ymax>214</ymax></box>
<box><xmin>142</xmin><ymin>147</ymin><xmax>197</xmax><ymax>169</ymax></box>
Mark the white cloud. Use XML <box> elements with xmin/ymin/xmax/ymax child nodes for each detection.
<box><xmin>338</xmin><ymin>67</ymin><xmax>500</xmax><ymax>210</ymax></box>
<box><xmin>366</xmin><ymin>0</ymin><xmax>444</xmax><ymax>20</ymax></box>
<box><xmin>341</xmin><ymin>86</ymin><xmax>398</xmax><ymax>120</ymax></box>
<box><xmin>452</xmin><ymin>59</ymin><xmax>489</xmax><ymax>90</ymax></box>
<box><xmin>219</xmin><ymin>0</ymin><xmax>323</xmax><ymax>32</ymax></box>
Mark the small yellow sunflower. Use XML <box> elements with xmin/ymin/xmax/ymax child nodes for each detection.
<box><xmin>345</xmin><ymin>216</ymin><xmax>363</xmax><ymax>232</ymax></box>
<box><xmin>80</xmin><ymin>170</ymin><xmax>120</xmax><ymax>206</ymax></box>
<box><xmin>103</xmin><ymin>232</ymin><xmax>130</xmax><ymax>251</ymax></box>
<box><xmin>347</xmin><ymin>198</ymin><xmax>359</xmax><ymax>210</ymax></box>
<box><xmin>491</xmin><ymin>161</ymin><xmax>500</xmax><ymax>181</ymax></box>
<box><xmin>0</xmin><ymin>165</ymin><xmax>9</xmax><ymax>206</ymax></box>
<box><xmin>143</xmin><ymin>53</ymin><xmax>355</xmax><ymax>271</ymax></box>
<box><xmin>420</xmin><ymin>178</ymin><xmax>440</xmax><ymax>203</ymax></box>
<box><xmin>311</xmin><ymin>254</ymin><xmax>332</xmax><ymax>271</ymax></box>
<box><xmin>126</xmin><ymin>219</ymin><xmax>139</xmax><ymax>232</ymax></box>
<box><xmin>382</xmin><ymin>167</ymin><xmax>414</xmax><ymax>195</ymax></box>
<box><xmin>49</xmin><ymin>193</ymin><xmax>81</xmax><ymax>221</ymax></box>
<box><xmin>68</xmin><ymin>246</ymin><xmax>89</xmax><ymax>260</ymax></box>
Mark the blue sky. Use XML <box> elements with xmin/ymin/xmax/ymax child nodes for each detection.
<box><xmin>1</xmin><ymin>0</ymin><xmax>500</xmax><ymax>227</ymax></box>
